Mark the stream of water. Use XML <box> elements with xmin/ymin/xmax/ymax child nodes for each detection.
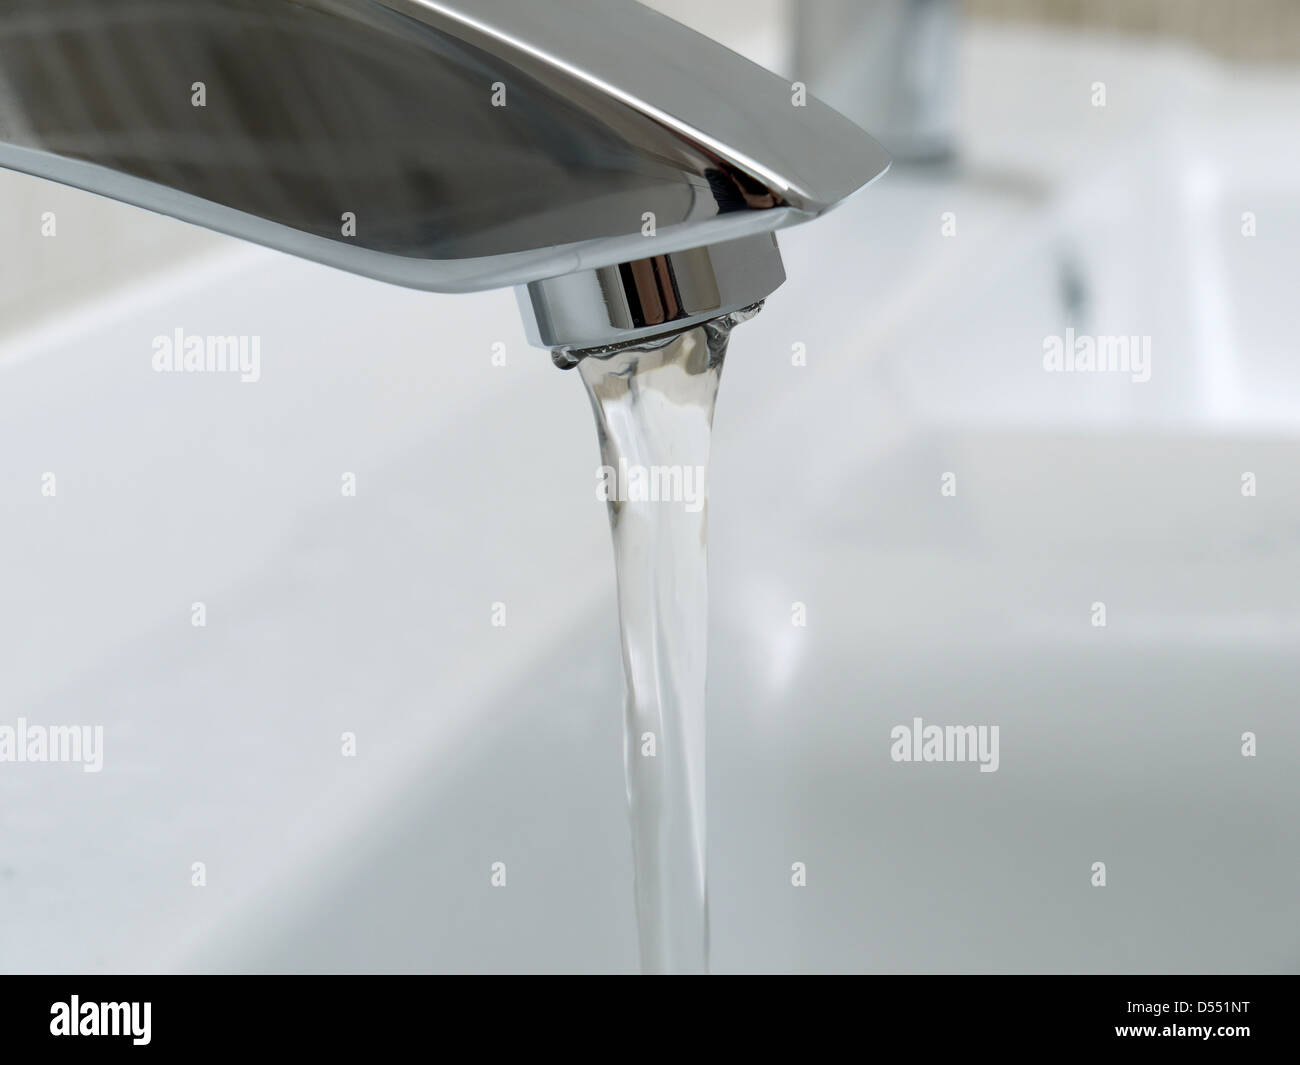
<box><xmin>576</xmin><ymin>308</ymin><xmax>756</xmax><ymax>975</ymax></box>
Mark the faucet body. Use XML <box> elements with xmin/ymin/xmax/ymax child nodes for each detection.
<box><xmin>0</xmin><ymin>0</ymin><xmax>888</xmax><ymax>352</ymax></box>
<box><xmin>789</xmin><ymin>0</ymin><xmax>957</xmax><ymax>165</ymax></box>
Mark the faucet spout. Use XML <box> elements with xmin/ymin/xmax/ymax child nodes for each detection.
<box><xmin>0</xmin><ymin>0</ymin><xmax>890</xmax><ymax>350</ymax></box>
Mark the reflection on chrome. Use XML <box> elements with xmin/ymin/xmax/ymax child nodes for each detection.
<box><xmin>0</xmin><ymin>0</ymin><xmax>889</xmax><ymax>351</ymax></box>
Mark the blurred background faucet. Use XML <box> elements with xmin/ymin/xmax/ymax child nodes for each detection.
<box><xmin>0</xmin><ymin>0</ymin><xmax>890</xmax><ymax>357</ymax></box>
<box><xmin>789</xmin><ymin>0</ymin><xmax>958</xmax><ymax>164</ymax></box>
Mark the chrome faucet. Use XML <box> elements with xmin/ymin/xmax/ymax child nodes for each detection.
<box><xmin>0</xmin><ymin>0</ymin><xmax>889</xmax><ymax>356</ymax></box>
<box><xmin>789</xmin><ymin>0</ymin><xmax>957</xmax><ymax>164</ymax></box>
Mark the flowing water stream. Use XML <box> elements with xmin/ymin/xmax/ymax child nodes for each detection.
<box><xmin>575</xmin><ymin>308</ymin><xmax>757</xmax><ymax>975</ymax></box>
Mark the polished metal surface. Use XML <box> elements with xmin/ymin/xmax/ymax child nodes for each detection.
<box><xmin>0</xmin><ymin>0</ymin><xmax>890</xmax><ymax>349</ymax></box>
<box><xmin>520</xmin><ymin>233</ymin><xmax>785</xmax><ymax>356</ymax></box>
